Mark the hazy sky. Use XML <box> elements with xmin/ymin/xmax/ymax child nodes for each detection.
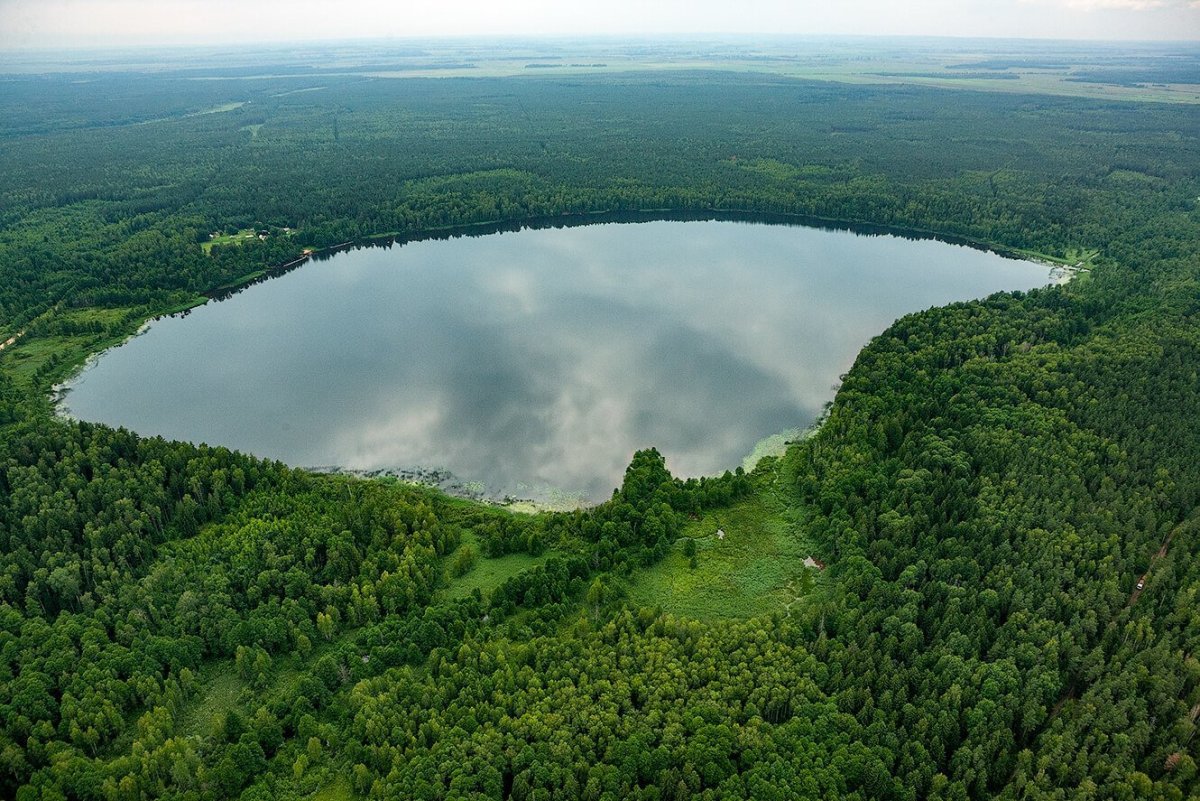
<box><xmin>1</xmin><ymin>0</ymin><xmax>1198</xmax><ymax>49</ymax></box>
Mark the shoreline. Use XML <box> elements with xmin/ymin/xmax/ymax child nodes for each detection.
<box><xmin>194</xmin><ymin>207</ymin><xmax>1080</xmax><ymax>316</ymax></box>
<box><xmin>37</xmin><ymin>208</ymin><xmax>1070</xmax><ymax>518</ymax></box>
<box><xmin>309</xmin><ymin>464</ymin><xmax>590</xmax><ymax>514</ymax></box>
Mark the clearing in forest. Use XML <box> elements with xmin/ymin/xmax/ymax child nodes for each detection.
<box><xmin>440</xmin><ymin>530</ymin><xmax>555</xmax><ymax>600</ymax></box>
<box><xmin>623</xmin><ymin>461</ymin><xmax>821</xmax><ymax>620</ymax></box>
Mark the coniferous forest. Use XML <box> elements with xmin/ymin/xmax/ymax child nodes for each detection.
<box><xmin>1</xmin><ymin>46</ymin><xmax>1199</xmax><ymax>801</ymax></box>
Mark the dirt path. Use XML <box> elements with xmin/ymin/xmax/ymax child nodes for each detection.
<box><xmin>1007</xmin><ymin>514</ymin><xmax>1192</xmax><ymax>784</ymax></box>
<box><xmin>1128</xmin><ymin>517</ymin><xmax>1187</xmax><ymax>606</ymax></box>
<box><xmin>1046</xmin><ymin>686</ymin><xmax>1077</xmax><ymax>725</ymax></box>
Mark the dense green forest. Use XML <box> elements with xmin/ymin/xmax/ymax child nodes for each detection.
<box><xmin>1</xmin><ymin>53</ymin><xmax>1199</xmax><ymax>800</ymax></box>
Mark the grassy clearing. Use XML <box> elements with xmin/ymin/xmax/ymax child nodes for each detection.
<box><xmin>190</xmin><ymin>101</ymin><xmax>247</xmax><ymax>116</ymax></box>
<box><xmin>441</xmin><ymin>531</ymin><xmax>555</xmax><ymax>600</ymax></box>
<box><xmin>64</xmin><ymin>307</ymin><xmax>130</xmax><ymax>327</ymax></box>
<box><xmin>1013</xmin><ymin>245</ymin><xmax>1098</xmax><ymax>269</ymax></box>
<box><xmin>1106</xmin><ymin>168</ymin><xmax>1163</xmax><ymax>185</ymax></box>
<box><xmin>311</xmin><ymin>776</ymin><xmax>354</xmax><ymax>801</ymax></box>
<box><xmin>623</xmin><ymin>462</ymin><xmax>821</xmax><ymax>621</ymax></box>
<box><xmin>202</xmin><ymin>228</ymin><xmax>259</xmax><ymax>253</ymax></box>
<box><xmin>178</xmin><ymin>666</ymin><xmax>244</xmax><ymax>738</ymax></box>
<box><xmin>272</xmin><ymin>87</ymin><xmax>327</xmax><ymax>98</ymax></box>
<box><xmin>6</xmin><ymin>331</ymin><xmax>121</xmax><ymax>389</ymax></box>
<box><xmin>734</xmin><ymin>158</ymin><xmax>804</xmax><ymax>181</ymax></box>
<box><xmin>1064</xmin><ymin>247</ymin><xmax>1100</xmax><ymax>267</ymax></box>
<box><xmin>175</xmin><ymin>641</ymin><xmax>334</xmax><ymax>742</ymax></box>
<box><xmin>2</xmin><ymin>307</ymin><xmax>155</xmax><ymax>391</ymax></box>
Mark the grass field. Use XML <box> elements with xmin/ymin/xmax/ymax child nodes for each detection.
<box><xmin>190</xmin><ymin>101</ymin><xmax>247</xmax><ymax>116</ymax></box>
<box><xmin>3</xmin><ymin>307</ymin><xmax>139</xmax><ymax>389</ymax></box>
<box><xmin>176</xmin><ymin>633</ymin><xmax>349</xmax><ymax>740</ymax></box>
<box><xmin>201</xmin><ymin>228</ymin><xmax>260</xmax><ymax>253</ymax></box>
<box><xmin>311</xmin><ymin>777</ymin><xmax>354</xmax><ymax>801</ymax></box>
<box><xmin>178</xmin><ymin>666</ymin><xmax>244</xmax><ymax>739</ymax></box>
<box><xmin>2</xmin><ymin>301</ymin><xmax>198</xmax><ymax>398</ymax></box>
<box><xmin>441</xmin><ymin>531</ymin><xmax>556</xmax><ymax>600</ymax></box>
<box><xmin>623</xmin><ymin>458</ymin><xmax>822</xmax><ymax>621</ymax></box>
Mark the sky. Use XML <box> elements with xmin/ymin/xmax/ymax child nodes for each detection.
<box><xmin>1</xmin><ymin>0</ymin><xmax>1198</xmax><ymax>49</ymax></box>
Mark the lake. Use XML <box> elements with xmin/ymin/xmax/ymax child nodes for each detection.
<box><xmin>60</xmin><ymin>218</ymin><xmax>1051</xmax><ymax>503</ymax></box>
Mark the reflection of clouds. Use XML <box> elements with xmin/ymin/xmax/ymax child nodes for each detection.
<box><xmin>310</xmin><ymin>260</ymin><xmax>810</xmax><ymax>498</ymax></box>
<box><xmin>65</xmin><ymin>221</ymin><xmax>1048</xmax><ymax>501</ymax></box>
<box><xmin>534</xmin><ymin>377</ymin><xmax>633</xmax><ymax>498</ymax></box>
<box><xmin>330</xmin><ymin>399</ymin><xmax>446</xmax><ymax>468</ymax></box>
<box><xmin>335</xmin><ymin>279</ymin><xmax>804</xmax><ymax>497</ymax></box>
<box><xmin>524</xmin><ymin>224</ymin><xmax>872</xmax><ymax>414</ymax></box>
<box><xmin>475</xmin><ymin>267</ymin><xmax>543</xmax><ymax>319</ymax></box>
<box><xmin>628</xmin><ymin>324</ymin><xmax>805</xmax><ymax>477</ymax></box>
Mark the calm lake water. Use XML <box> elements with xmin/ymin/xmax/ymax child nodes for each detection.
<box><xmin>61</xmin><ymin>219</ymin><xmax>1050</xmax><ymax>502</ymax></box>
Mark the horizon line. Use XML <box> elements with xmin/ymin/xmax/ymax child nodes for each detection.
<box><xmin>4</xmin><ymin>31</ymin><xmax>1200</xmax><ymax>54</ymax></box>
